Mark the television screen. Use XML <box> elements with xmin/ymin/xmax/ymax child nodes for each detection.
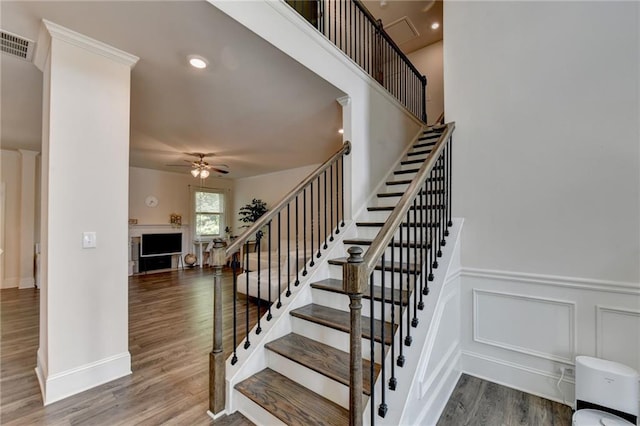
<box><xmin>140</xmin><ymin>233</ymin><xmax>182</xmax><ymax>257</ymax></box>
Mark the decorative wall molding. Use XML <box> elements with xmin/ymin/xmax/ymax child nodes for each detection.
<box><xmin>463</xmin><ymin>267</ymin><xmax>640</xmax><ymax>295</ymax></box>
<box><xmin>596</xmin><ymin>305</ymin><xmax>640</xmax><ymax>370</ymax></box>
<box><xmin>473</xmin><ymin>289</ymin><xmax>576</xmax><ymax>364</ymax></box>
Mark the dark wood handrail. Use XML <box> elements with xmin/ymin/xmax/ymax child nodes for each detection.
<box><xmin>225</xmin><ymin>141</ymin><xmax>351</xmax><ymax>258</ymax></box>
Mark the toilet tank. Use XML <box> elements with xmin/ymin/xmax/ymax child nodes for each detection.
<box><xmin>575</xmin><ymin>356</ymin><xmax>639</xmax><ymax>417</ymax></box>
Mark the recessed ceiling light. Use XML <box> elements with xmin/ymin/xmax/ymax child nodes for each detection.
<box><xmin>431</xmin><ymin>22</ymin><xmax>440</xmax><ymax>30</ymax></box>
<box><xmin>188</xmin><ymin>55</ymin><xmax>208</xmax><ymax>69</ymax></box>
<box><xmin>338</xmin><ymin>129</ymin><xmax>344</xmax><ymax>134</ymax></box>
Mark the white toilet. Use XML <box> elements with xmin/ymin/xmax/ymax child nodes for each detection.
<box><xmin>573</xmin><ymin>356</ymin><xmax>639</xmax><ymax>426</ymax></box>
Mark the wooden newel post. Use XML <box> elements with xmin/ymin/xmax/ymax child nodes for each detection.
<box><xmin>343</xmin><ymin>246</ymin><xmax>368</xmax><ymax>426</ymax></box>
<box><xmin>210</xmin><ymin>238</ymin><xmax>227</xmax><ymax>416</ymax></box>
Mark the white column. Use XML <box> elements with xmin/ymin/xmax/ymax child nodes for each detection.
<box><xmin>18</xmin><ymin>149</ymin><xmax>38</xmax><ymax>288</ymax></box>
<box><xmin>34</xmin><ymin>20</ymin><xmax>138</xmax><ymax>405</ymax></box>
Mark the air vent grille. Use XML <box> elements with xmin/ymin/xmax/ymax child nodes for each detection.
<box><xmin>1</xmin><ymin>30</ymin><xmax>35</xmax><ymax>61</ymax></box>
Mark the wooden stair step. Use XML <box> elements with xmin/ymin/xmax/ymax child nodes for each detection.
<box><xmin>401</xmin><ymin>158</ymin><xmax>426</xmax><ymax>165</ymax></box>
<box><xmin>290</xmin><ymin>304</ymin><xmax>396</xmax><ymax>345</ymax></box>
<box><xmin>235</xmin><ymin>368</ymin><xmax>348</xmax><ymax>426</ymax></box>
<box><xmin>418</xmin><ymin>134</ymin><xmax>440</xmax><ymax>141</ymax></box>
<box><xmin>367</xmin><ymin>204</ymin><xmax>446</xmax><ymax>212</ymax></box>
<box><xmin>311</xmin><ymin>278</ymin><xmax>410</xmax><ymax>306</ymax></box>
<box><xmin>377</xmin><ymin>189</ymin><xmax>444</xmax><ymax>198</ymax></box>
<box><xmin>414</xmin><ymin>141</ymin><xmax>437</xmax><ymax>149</ymax></box>
<box><xmin>386</xmin><ymin>176</ymin><xmax>444</xmax><ymax>186</ymax></box>
<box><xmin>407</xmin><ymin>149</ymin><xmax>432</xmax><ymax>157</ymax></box>
<box><xmin>356</xmin><ymin>221</ymin><xmax>440</xmax><ymax>229</ymax></box>
<box><xmin>328</xmin><ymin>257</ymin><xmax>418</xmax><ymax>274</ymax></box>
<box><xmin>394</xmin><ymin>165</ymin><xmax>444</xmax><ymax>175</ymax></box>
<box><xmin>265</xmin><ymin>333</ymin><xmax>380</xmax><ymax>395</ymax></box>
<box><xmin>343</xmin><ymin>238</ymin><xmax>430</xmax><ymax>250</ymax></box>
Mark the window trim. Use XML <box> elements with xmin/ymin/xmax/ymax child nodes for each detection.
<box><xmin>193</xmin><ymin>188</ymin><xmax>225</xmax><ymax>239</ymax></box>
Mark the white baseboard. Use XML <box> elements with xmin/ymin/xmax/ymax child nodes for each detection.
<box><xmin>38</xmin><ymin>351</ymin><xmax>132</xmax><ymax>405</ymax></box>
<box><xmin>2</xmin><ymin>277</ymin><xmax>19</xmax><ymax>288</ymax></box>
<box><xmin>19</xmin><ymin>277</ymin><xmax>35</xmax><ymax>289</ymax></box>
<box><xmin>461</xmin><ymin>350</ymin><xmax>574</xmax><ymax>408</ymax></box>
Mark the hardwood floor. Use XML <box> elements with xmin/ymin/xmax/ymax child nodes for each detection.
<box><xmin>437</xmin><ymin>374</ymin><xmax>573</xmax><ymax>426</ymax></box>
<box><xmin>0</xmin><ymin>267</ymin><xmax>256</xmax><ymax>425</ymax></box>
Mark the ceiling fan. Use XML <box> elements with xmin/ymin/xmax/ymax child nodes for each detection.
<box><xmin>167</xmin><ymin>152</ymin><xmax>229</xmax><ymax>178</ymax></box>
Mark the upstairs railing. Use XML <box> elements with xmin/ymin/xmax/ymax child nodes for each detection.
<box><xmin>208</xmin><ymin>141</ymin><xmax>351</xmax><ymax>415</ymax></box>
<box><xmin>343</xmin><ymin>122</ymin><xmax>455</xmax><ymax>425</ymax></box>
<box><xmin>286</xmin><ymin>0</ymin><xmax>427</xmax><ymax>123</ymax></box>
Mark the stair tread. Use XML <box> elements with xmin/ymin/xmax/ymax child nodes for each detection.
<box><xmin>356</xmin><ymin>221</ymin><xmax>440</xmax><ymax>228</ymax></box>
<box><xmin>235</xmin><ymin>368</ymin><xmax>348</xmax><ymax>426</ymax></box>
<box><xmin>401</xmin><ymin>158</ymin><xmax>426</xmax><ymax>165</ymax></box>
<box><xmin>328</xmin><ymin>257</ymin><xmax>418</xmax><ymax>273</ymax></box>
<box><xmin>265</xmin><ymin>333</ymin><xmax>380</xmax><ymax>395</ymax></box>
<box><xmin>407</xmin><ymin>149</ymin><xmax>432</xmax><ymax>157</ymax></box>
<box><xmin>386</xmin><ymin>176</ymin><xmax>444</xmax><ymax>185</ymax></box>
<box><xmin>377</xmin><ymin>190</ymin><xmax>444</xmax><ymax>198</ymax></box>
<box><xmin>414</xmin><ymin>141</ymin><xmax>437</xmax><ymax>149</ymax></box>
<box><xmin>367</xmin><ymin>204</ymin><xmax>445</xmax><ymax>212</ymax></box>
<box><xmin>311</xmin><ymin>278</ymin><xmax>409</xmax><ymax>305</ymax></box>
<box><xmin>343</xmin><ymin>238</ymin><xmax>430</xmax><ymax>249</ymax></box>
<box><xmin>290</xmin><ymin>304</ymin><xmax>397</xmax><ymax>345</ymax></box>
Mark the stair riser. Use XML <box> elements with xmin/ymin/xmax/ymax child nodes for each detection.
<box><xmin>266</xmin><ymin>351</ymin><xmax>351</xmax><ymax>409</ymax></box>
<box><xmin>291</xmin><ymin>317</ymin><xmax>385</xmax><ymax>363</ymax></box>
<box><xmin>384</xmin><ymin>182</ymin><xmax>411</xmax><ymax>192</ymax></box>
<box><xmin>233</xmin><ymin>390</ymin><xmax>287</xmax><ymax>426</ymax></box>
<box><xmin>311</xmin><ymin>288</ymin><xmax>403</xmax><ymax>321</ymax></box>
<box><xmin>328</xmin><ymin>266</ymin><xmax>425</xmax><ymax>290</ymax></box>
<box><xmin>339</xmin><ymin>245</ymin><xmax>428</xmax><ymax>264</ymax></box>
<box><xmin>355</xmin><ymin>226</ymin><xmax>439</xmax><ymax>241</ymax></box>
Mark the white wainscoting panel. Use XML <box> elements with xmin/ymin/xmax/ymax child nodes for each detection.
<box><xmin>596</xmin><ymin>305</ymin><xmax>640</xmax><ymax>372</ymax></box>
<box><xmin>473</xmin><ymin>289</ymin><xmax>576</xmax><ymax>363</ymax></box>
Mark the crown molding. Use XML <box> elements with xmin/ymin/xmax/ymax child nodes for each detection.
<box><xmin>34</xmin><ymin>19</ymin><xmax>139</xmax><ymax>71</ymax></box>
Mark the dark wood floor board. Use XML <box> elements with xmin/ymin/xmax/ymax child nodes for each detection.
<box><xmin>437</xmin><ymin>374</ymin><xmax>572</xmax><ymax>426</ymax></box>
<box><xmin>235</xmin><ymin>368</ymin><xmax>348</xmax><ymax>426</ymax></box>
<box><xmin>0</xmin><ymin>267</ymin><xmax>257</xmax><ymax>425</ymax></box>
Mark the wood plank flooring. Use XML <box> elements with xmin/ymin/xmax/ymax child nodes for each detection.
<box><xmin>437</xmin><ymin>374</ymin><xmax>573</xmax><ymax>426</ymax></box>
<box><xmin>0</xmin><ymin>267</ymin><xmax>256</xmax><ymax>425</ymax></box>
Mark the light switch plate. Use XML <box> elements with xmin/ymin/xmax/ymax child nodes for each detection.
<box><xmin>83</xmin><ymin>232</ymin><xmax>97</xmax><ymax>248</ymax></box>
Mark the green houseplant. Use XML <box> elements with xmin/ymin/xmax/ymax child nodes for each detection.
<box><xmin>238</xmin><ymin>198</ymin><xmax>268</xmax><ymax>228</ymax></box>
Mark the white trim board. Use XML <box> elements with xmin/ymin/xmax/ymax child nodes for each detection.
<box><xmin>462</xmin><ymin>268</ymin><xmax>640</xmax><ymax>295</ymax></box>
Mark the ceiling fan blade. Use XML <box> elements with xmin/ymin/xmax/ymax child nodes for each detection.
<box><xmin>166</xmin><ymin>164</ymin><xmax>192</xmax><ymax>167</ymax></box>
<box><xmin>212</xmin><ymin>168</ymin><xmax>229</xmax><ymax>174</ymax></box>
<box><xmin>184</xmin><ymin>152</ymin><xmax>216</xmax><ymax>158</ymax></box>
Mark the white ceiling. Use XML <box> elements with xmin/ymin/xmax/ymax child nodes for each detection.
<box><xmin>1</xmin><ymin>1</ymin><xmax>441</xmax><ymax>179</ymax></box>
<box><xmin>1</xmin><ymin>1</ymin><xmax>345</xmax><ymax>178</ymax></box>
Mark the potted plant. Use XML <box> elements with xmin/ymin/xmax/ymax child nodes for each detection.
<box><xmin>238</xmin><ymin>198</ymin><xmax>268</xmax><ymax>228</ymax></box>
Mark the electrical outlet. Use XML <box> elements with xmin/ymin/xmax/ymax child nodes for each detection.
<box><xmin>559</xmin><ymin>366</ymin><xmax>575</xmax><ymax>378</ymax></box>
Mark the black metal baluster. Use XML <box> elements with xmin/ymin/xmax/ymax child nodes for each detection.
<box><xmin>295</xmin><ymin>195</ymin><xmax>300</xmax><ymax>286</ymax></box>
<box><xmin>317</xmin><ymin>175</ymin><xmax>322</xmax><ymax>257</ymax></box>
<box><xmin>303</xmin><ymin>188</ymin><xmax>308</xmax><ymax>276</ymax></box>
<box><xmin>411</xmin><ymin>200</ymin><xmax>418</xmax><ymax>327</ymax></box>
<box><xmin>404</xmin><ymin>210</ymin><xmax>412</xmax><ymax>346</ymax></box>
<box><xmin>423</xmin><ymin>180</ymin><xmax>430</xmax><ymax>295</ymax></box>
<box><xmin>287</xmin><ymin>204</ymin><xmax>292</xmax><ymax>297</ymax></box>
<box><xmin>341</xmin><ymin>155</ymin><xmax>345</xmax><ymax>227</ymax></box>
<box><xmin>310</xmin><ymin>182</ymin><xmax>315</xmax><ymax>267</ymax></box>
<box><xmin>256</xmin><ymin>230</ymin><xmax>262</xmax><ymax>335</ymax></box>
<box><xmin>244</xmin><ymin>242</ymin><xmax>251</xmax><ymax>349</ymax></box>
<box><xmin>432</xmin><ymin>167</ymin><xmax>440</xmax><ymax>270</ymax></box>
<box><xmin>329</xmin><ymin>163</ymin><xmax>334</xmax><ymax>241</ymax></box>
<box><xmin>231</xmin><ymin>259</ymin><xmax>238</xmax><ymax>364</ymax></box>
<box><xmin>441</xmin><ymin>147</ymin><xmax>448</xmax><ymax>245</ymax></box>
<box><xmin>448</xmin><ymin>137</ymin><xmax>453</xmax><ymax>229</ymax></box>
<box><xmin>437</xmin><ymin>154</ymin><xmax>444</xmax><ymax>257</ymax></box>
<box><xmin>370</xmin><ymin>273</ymin><xmax>375</xmax><ymax>425</ymax></box>
<box><xmin>267</xmin><ymin>222</ymin><xmax>273</xmax><ymax>321</ymax></box>
<box><xmin>389</xmin><ymin>236</ymin><xmax>397</xmax><ymax>390</ymax></box>
<box><xmin>428</xmin><ymin>169</ymin><xmax>435</xmax><ymax>281</ymax></box>
<box><xmin>397</xmin><ymin>213</ymin><xmax>405</xmax><ymax>367</ymax></box>
<box><xmin>277</xmin><ymin>212</ymin><xmax>282</xmax><ymax>308</ymax></box>
<box><xmin>323</xmin><ymin>170</ymin><xmax>328</xmax><ymax>249</ymax></box>
<box><xmin>334</xmin><ymin>158</ymin><xmax>339</xmax><ymax>234</ymax></box>
<box><xmin>379</xmin><ymin>251</ymin><xmax>387</xmax><ymax>418</ymax></box>
<box><xmin>418</xmin><ymin>185</ymin><xmax>425</xmax><ymax>310</ymax></box>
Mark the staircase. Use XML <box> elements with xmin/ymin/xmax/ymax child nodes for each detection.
<box><xmin>231</xmin><ymin>126</ymin><xmax>449</xmax><ymax>425</ymax></box>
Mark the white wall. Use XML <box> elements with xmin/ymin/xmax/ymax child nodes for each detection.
<box><xmin>129</xmin><ymin>166</ymin><xmax>233</xmax><ymax>229</ymax></box>
<box><xmin>211</xmin><ymin>0</ymin><xmax>424</xmax><ymax>222</ymax></box>
<box><xmin>408</xmin><ymin>40</ymin><xmax>443</xmax><ymax>125</ymax></box>
<box><xmin>445</xmin><ymin>0</ymin><xmax>640</xmax><ymax>407</ymax></box>
<box><xmin>1</xmin><ymin>150</ymin><xmax>21</xmax><ymax>288</ymax></box>
<box><xmin>232</xmin><ymin>164</ymin><xmax>317</xmax><ymax>233</ymax></box>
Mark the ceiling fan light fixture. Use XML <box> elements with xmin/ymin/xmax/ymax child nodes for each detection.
<box><xmin>199</xmin><ymin>169</ymin><xmax>210</xmax><ymax>179</ymax></box>
<box><xmin>431</xmin><ymin>22</ymin><xmax>440</xmax><ymax>30</ymax></box>
<box><xmin>191</xmin><ymin>169</ymin><xmax>200</xmax><ymax>177</ymax></box>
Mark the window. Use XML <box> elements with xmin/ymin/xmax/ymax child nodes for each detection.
<box><xmin>194</xmin><ymin>190</ymin><xmax>224</xmax><ymax>237</ymax></box>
